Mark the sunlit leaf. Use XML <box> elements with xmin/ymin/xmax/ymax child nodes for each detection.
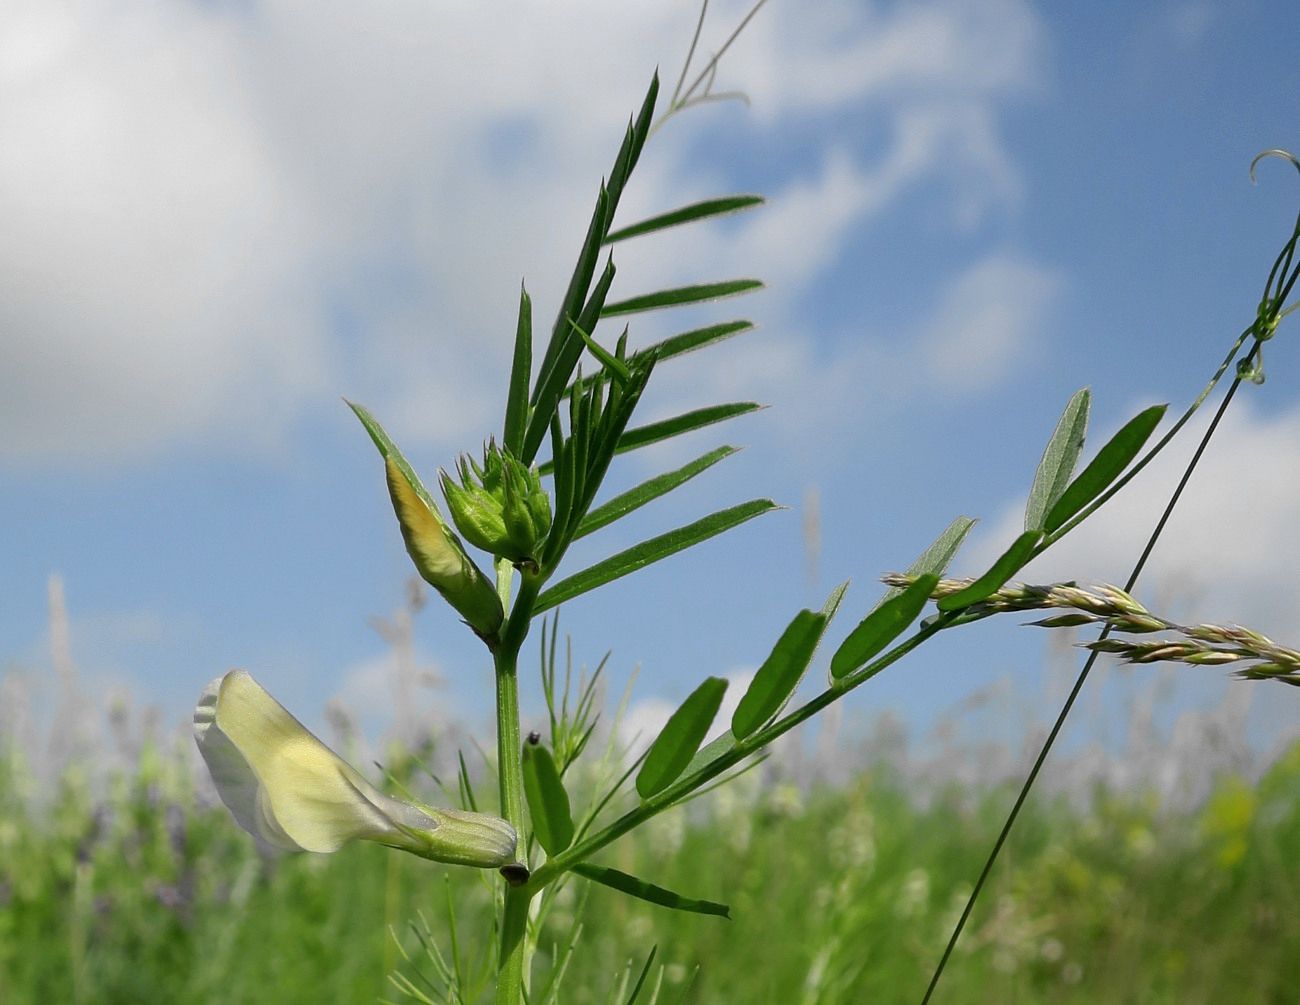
<box><xmin>731</xmin><ymin>584</ymin><xmax>846</xmax><ymax>738</ymax></box>
<box><xmin>562</xmin><ymin>323</ymin><xmax>754</xmax><ymax>399</ymax></box>
<box><xmin>638</xmin><ymin>320</ymin><xmax>754</xmax><ymax>365</ymax></box>
<box><xmin>937</xmin><ymin>530</ymin><xmax>1043</xmax><ymax>612</ymax></box>
<box><xmin>575</xmin><ymin>445</ymin><xmax>739</xmax><ymax>540</ymax></box>
<box><xmin>502</xmin><ymin>284</ymin><xmax>533</xmax><ymax>457</ymax></box>
<box><xmin>524</xmin><ymin>257</ymin><xmax>617</xmax><ymax>463</ymax></box>
<box><xmin>345</xmin><ymin>400</ymin><xmax>438</xmax><ymax>513</ymax></box>
<box><xmin>1025</xmin><ymin>388</ymin><xmax>1090</xmax><ymax>531</ymax></box>
<box><xmin>618</xmin><ymin>402</ymin><xmax>763</xmax><ymax>455</ymax></box>
<box><xmin>636</xmin><ymin>677</ymin><xmax>728</xmax><ymax>798</ymax></box>
<box><xmin>602</xmin><ymin>279</ymin><xmax>763</xmax><ymax>317</ymax></box>
<box><xmin>830</xmin><ymin>574</ymin><xmax>938</xmax><ymax>680</ymax></box>
<box><xmin>535</xmin><ymin>499</ymin><xmax>778</xmax><ymax>614</ymax></box>
<box><xmin>681</xmin><ymin>729</ymin><xmax>737</xmax><ymax>780</ymax></box>
<box><xmin>522</xmin><ymin>739</ymin><xmax>574</xmax><ymax>855</ymax></box>
<box><xmin>574</xmin><ymin>863</ymin><xmax>730</xmax><ymax>918</ymax></box>
<box><xmin>539</xmin><ymin>403</ymin><xmax>760</xmax><ymax>476</ymax></box>
<box><xmin>569</xmin><ymin>316</ymin><xmax>632</xmax><ymax>384</ymax></box>
<box><xmin>879</xmin><ymin>516</ymin><xmax>977</xmax><ymax>606</ymax></box>
<box><xmin>604</xmin><ymin>195</ymin><xmax>765</xmax><ymax>244</ymax></box>
<box><xmin>1043</xmin><ymin>404</ymin><xmax>1168</xmax><ymax>533</ymax></box>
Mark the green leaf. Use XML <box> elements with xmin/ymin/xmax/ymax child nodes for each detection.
<box><xmin>1025</xmin><ymin>388</ymin><xmax>1090</xmax><ymax>531</ymax></box>
<box><xmin>535</xmin><ymin>499</ymin><xmax>778</xmax><ymax>614</ymax></box>
<box><xmin>732</xmin><ymin>591</ymin><xmax>841</xmax><ymax>739</ymax></box>
<box><xmin>937</xmin><ymin>530</ymin><xmax>1043</xmax><ymax>612</ymax></box>
<box><xmin>625</xmin><ymin>946</ymin><xmax>658</xmax><ymax>1005</ymax></box>
<box><xmin>639</xmin><ymin>320</ymin><xmax>754</xmax><ymax>365</ymax></box>
<box><xmin>602</xmin><ymin>279</ymin><xmax>763</xmax><ymax>317</ymax></box>
<box><xmin>457</xmin><ymin>749</ymin><xmax>478</xmax><ymax>813</ymax></box>
<box><xmin>830</xmin><ymin>574</ymin><xmax>938</xmax><ymax>680</ymax></box>
<box><xmin>637</xmin><ymin>677</ymin><xmax>729</xmax><ymax>799</ymax></box>
<box><xmin>533</xmin><ymin>73</ymin><xmax>656</xmax><ymax>415</ymax></box>
<box><xmin>345</xmin><ymin>400</ymin><xmax>439</xmax><ymax>513</ymax></box>
<box><xmin>502</xmin><ymin>285</ymin><xmax>533</xmax><ymax>457</ymax></box>
<box><xmin>534</xmin><ymin>187</ymin><xmax>609</xmax><ymax>410</ymax></box>
<box><xmin>880</xmin><ymin>516</ymin><xmax>977</xmax><ymax>606</ymax></box>
<box><xmin>618</xmin><ymin>402</ymin><xmax>764</xmax><ymax>455</ymax></box>
<box><xmin>569</xmin><ymin>316</ymin><xmax>632</xmax><ymax>384</ymax></box>
<box><xmin>522</xmin><ymin>740</ymin><xmax>574</xmax><ymax>855</ymax></box>
<box><xmin>681</xmin><ymin>729</ymin><xmax>736</xmax><ymax>780</ymax></box>
<box><xmin>604</xmin><ymin>195</ymin><xmax>765</xmax><ymax>244</ymax></box>
<box><xmin>575</xmin><ymin>445</ymin><xmax>739</xmax><ymax>540</ymax></box>
<box><xmin>524</xmin><ymin>256</ymin><xmax>617</xmax><ymax>463</ymax></box>
<box><xmin>573</xmin><ymin>863</ymin><xmax>730</xmax><ymax>919</ymax></box>
<box><xmin>608</xmin><ymin>73</ymin><xmax>658</xmax><ymax>208</ymax></box>
<box><xmin>1043</xmin><ymin>404</ymin><xmax>1168</xmax><ymax>533</ymax></box>
<box><xmin>561</xmin><ymin>323</ymin><xmax>754</xmax><ymax>401</ymax></box>
<box><xmin>539</xmin><ymin>403</ymin><xmax>760</xmax><ymax>476</ymax></box>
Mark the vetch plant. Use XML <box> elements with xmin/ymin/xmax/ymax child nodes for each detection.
<box><xmin>192</xmin><ymin>10</ymin><xmax>1300</xmax><ymax>1000</ymax></box>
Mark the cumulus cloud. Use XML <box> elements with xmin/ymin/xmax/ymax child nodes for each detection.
<box><xmin>0</xmin><ymin>0</ymin><xmax>1046</xmax><ymax>465</ymax></box>
<box><xmin>920</xmin><ymin>256</ymin><xmax>1063</xmax><ymax>391</ymax></box>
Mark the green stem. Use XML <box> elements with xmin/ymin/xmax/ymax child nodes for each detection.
<box><xmin>527</xmin><ymin>612</ymin><xmax>952</xmax><ymax>890</ymax></box>
<box><xmin>493</xmin><ymin>571</ymin><xmax>540</xmax><ymax>1005</ymax></box>
<box><xmin>496</xmin><ymin>886</ymin><xmax>531</xmax><ymax>1005</ymax></box>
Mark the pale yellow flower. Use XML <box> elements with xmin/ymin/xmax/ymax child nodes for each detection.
<box><xmin>194</xmin><ymin>670</ymin><xmax>516</xmax><ymax>867</ymax></box>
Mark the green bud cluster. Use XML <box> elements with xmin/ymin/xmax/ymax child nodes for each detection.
<box><xmin>441</xmin><ymin>441</ymin><xmax>552</xmax><ymax>569</ymax></box>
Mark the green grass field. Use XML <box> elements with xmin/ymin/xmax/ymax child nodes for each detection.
<box><xmin>2</xmin><ymin>731</ymin><xmax>1297</xmax><ymax>1004</ymax></box>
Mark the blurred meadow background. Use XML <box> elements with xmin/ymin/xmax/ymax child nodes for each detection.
<box><xmin>3</xmin><ymin>1</ymin><xmax>1300</xmax><ymax>1001</ymax></box>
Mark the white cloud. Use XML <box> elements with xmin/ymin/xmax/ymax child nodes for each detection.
<box><xmin>0</xmin><ymin>3</ymin><xmax>328</xmax><ymax>463</ymax></box>
<box><xmin>966</xmin><ymin>397</ymin><xmax>1300</xmax><ymax>641</ymax></box>
<box><xmin>623</xmin><ymin>249</ymin><xmax>1061</xmax><ymax>469</ymax></box>
<box><xmin>0</xmin><ymin>0</ymin><xmax>1046</xmax><ymax>465</ymax></box>
<box><xmin>721</xmin><ymin>0</ymin><xmax>1043</xmax><ymax>115</ymax></box>
<box><xmin>920</xmin><ymin>256</ymin><xmax>1063</xmax><ymax>391</ymax></box>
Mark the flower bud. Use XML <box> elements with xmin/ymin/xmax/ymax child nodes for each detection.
<box><xmin>194</xmin><ymin>670</ymin><xmax>519</xmax><ymax>868</ymax></box>
<box><xmin>385</xmin><ymin>456</ymin><xmax>503</xmax><ymax>639</ymax></box>
<box><xmin>440</xmin><ymin>442</ymin><xmax>551</xmax><ymax>568</ymax></box>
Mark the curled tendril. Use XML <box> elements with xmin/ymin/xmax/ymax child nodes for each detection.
<box><xmin>1242</xmin><ymin>147</ymin><xmax>1300</xmax><ymax>388</ymax></box>
<box><xmin>1250</xmin><ymin>148</ymin><xmax>1300</xmax><ymax>185</ymax></box>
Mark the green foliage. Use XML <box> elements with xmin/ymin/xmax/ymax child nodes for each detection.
<box><xmin>523</xmin><ymin>739</ymin><xmax>574</xmax><ymax>855</ymax></box>
<box><xmin>1025</xmin><ymin>388</ymin><xmax>1090</xmax><ymax>532</ymax></box>
<box><xmin>937</xmin><ymin>530</ymin><xmax>1043</xmax><ymax>613</ymax></box>
<box><xmin>215</xmin><ymin>13</ymin><xmax>1300</xmax><ymax>1003</ymax></box>
<box><xmin>830</xmin><ymin>573</ymin><xmax>938</xmax><ymax>680</ymax></box>
<box><xmin>1043</xmin><ymin>404</ymin><xmax>1168</xmax><ymax>533</ymax></box>
<box><xmin>731</xmin><ymin>584</ymin><xmax>844</xmax><ymax>739</ymax></box>
<box><xmin>534</xmin><ymin>500</ymin><xmax>778</xmax><ymax>615</ymax></box>
<box><xmin>574</xmin><ymin>445</ymin><xmax>739</xmax><ymax>541</ymax></box>
<box><xmin>3</xmin><ymin>741</ymin><xmax>1299</xmax><ymax>1002</ymax></box>
<box><xmin>602</xmin><ymin>279</ymin><xmax>764</xmax><ymax>317</ymax></box>
<box><xmin>572</xmin><ymin>863</ymin><xmax>730</xmax><ymax>919</ymax></box>
<box><xmin>603</xmin><ymin>194</ymin><xmax>765</xmax><ymax>244</ymax></box>
<box><xmin>637</xmin><ymin>678</ymin><xmax>729</xmax><ymax>799</ymax></box>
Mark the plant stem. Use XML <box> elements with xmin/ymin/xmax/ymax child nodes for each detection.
<box><xmin>495</xmin><ymin>650</ymin><xmax>527</xmax><ymax>843</ymax></box>
<box><xmin>496</xmin><ymin>886</ymin><xmax>531</xmax><ymax>1005</ymax></box>
<box><xmin>493</xmin><ymin>571</ymin><xmax>539</xmax><ymax>1005</ymax></box>
<box><xmin>527</xmin><ymin>613</ymin><xmax>952</xmax><ymax>889</ymax></box>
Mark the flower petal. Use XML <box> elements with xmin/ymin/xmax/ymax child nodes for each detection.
<box><xmin>194</xmin><ymin>675</ymin><xmax>298</xmax><ymax>851</ymax></box>
<box><xmin>194</xmin><ymin>670</ymin><xmax>518</xmax><ymax>868</ymax></box>
<box><xmin>202</xmin><ymin>670</ymin><xmax>419</xmax><ymax>852</ymax></box>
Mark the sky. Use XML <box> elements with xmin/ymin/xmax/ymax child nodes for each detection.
<box><xmin>3</xmin><ymin>0</ymin><xmax>1300</xmax><ymax>772</ymax></box>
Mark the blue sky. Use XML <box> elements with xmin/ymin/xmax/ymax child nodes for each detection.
<box><xmin>3</xmin><ymin>0</ymin><xmax>1299</xmax><ymax>765</ymax></box>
